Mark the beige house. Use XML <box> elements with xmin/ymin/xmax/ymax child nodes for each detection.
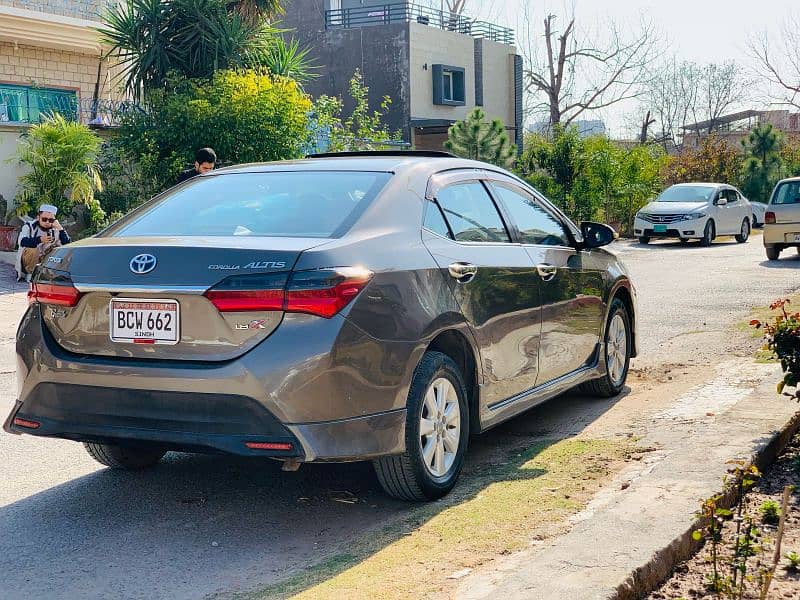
<box><xmin>0</xmin><ymin>0</ymin><xmax>119</xmax><ymax>208</ymax></box>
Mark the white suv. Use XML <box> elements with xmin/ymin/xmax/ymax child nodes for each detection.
<box><xmin>634</xmin><ymin>183</ymin><xmax>753</xmax><ymax>246</ymax></box>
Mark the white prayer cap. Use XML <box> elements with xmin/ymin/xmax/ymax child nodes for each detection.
<box><xmin>38</xmin><ymin>204</ymin><xmax>58</xmax><ymax>214</ymax></box>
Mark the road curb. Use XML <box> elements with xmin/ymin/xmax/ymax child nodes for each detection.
<box><xmin>613</xmin><ymin>408</ymin><xmax>800</xmax><ymax>600</ymax></box>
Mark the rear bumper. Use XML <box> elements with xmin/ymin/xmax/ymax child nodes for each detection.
<box><xmin>7</xmin><ymin>306</ymin><xmax>410</xmax><ymax>461</ymax></box>
<box><xmin>763</xmin><ymin>223</ymin><xmax>800</xmax><ymax>245</ymax></box>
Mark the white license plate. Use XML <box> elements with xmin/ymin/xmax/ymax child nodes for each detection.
<box><xmin>110</xmin><ymin>298</ymin><xmax>180</xmax><ymax>345</ymax></box>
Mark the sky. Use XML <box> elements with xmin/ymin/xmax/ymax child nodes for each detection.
<box><xmin>473</xmin><ymin>0</ymin><xmax>799</xmax><ymax>136</ymax></box>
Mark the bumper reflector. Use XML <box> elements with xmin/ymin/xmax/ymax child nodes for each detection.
<box><xmin>13</xmin><ymin>417</ymin><xmax>40</xmax><ymax>429</ymax></box>
<box><xmin>245</xmin><ymin>441</ymin><xmax>293</xmax><ymax>451</ymax></box>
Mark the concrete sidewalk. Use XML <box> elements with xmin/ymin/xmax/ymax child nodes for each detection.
<box><xmin>458</xmin><ymin>360</ymin><xmax>799</xmax><ymax>600</ymax></box>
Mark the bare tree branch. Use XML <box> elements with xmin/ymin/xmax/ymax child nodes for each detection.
<box><xmin>522</xmin><ymin>10</ymin><xmax>660</xmax><ymax>130</ymax></box>
<box><xmin>749</xmin><ymin>15</ymin><xmax>800</xmax><ymax>111</ymax></box>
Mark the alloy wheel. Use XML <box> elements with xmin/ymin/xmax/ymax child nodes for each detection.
<box><xmin>419</xmin><ymin>377</ymin><xmax>461</xmax><ymax>478</ymax></box>
<box><xmin>606</xmin><ymin>313</ymin><xmax>628</xmax><ymax>387</ymax></box>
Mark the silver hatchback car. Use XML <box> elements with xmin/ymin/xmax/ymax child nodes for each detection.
<box><xmin>5</xmin><ymin>152</ymin><xmax>638</xmax><ymax>501</ymax></box>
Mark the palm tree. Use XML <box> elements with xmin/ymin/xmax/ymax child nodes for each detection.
<box><xmin>262</xmin><ymin>38</ymin><xmax>318</xmax><ymax>84</ymax></box>
<box><xmin>226</xmin><ymin>0</ymin><xmax>283</xmax><ymax>23</ymax></box>
<box><xmin>100</xmin><ymin>0</ymin><xmax>281</xmax><ymax>99</ymax></box>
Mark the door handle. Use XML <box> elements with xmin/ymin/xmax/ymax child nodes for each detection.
<box><xmin>536</xmin><ymin>264</ymin><xmax>558</xmax><ymax>282</ymax></box>
<box><xmin>448</xmin><ymin>262</ymin><xmax>478</xmax><ymax>283</ymax></box>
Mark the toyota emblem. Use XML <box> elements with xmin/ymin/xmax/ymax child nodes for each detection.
<box><xmin>129</xmin><ymin>253</ymin><xmax>157</xmax><ymax>274</ymax></box>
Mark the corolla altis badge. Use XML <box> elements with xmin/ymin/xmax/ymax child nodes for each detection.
<box><xmin>129</xmin><ymin>253</ymin><xmax>157</xmax><ymax>274</ymax></box>
<box><xmin>208</xmin><ymin>261</ymin><xmax>287</xmax><ymax>270</ymax></box>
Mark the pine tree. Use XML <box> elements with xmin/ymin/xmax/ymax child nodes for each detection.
<box><xmin>444</xmin><ymin>109</ymin><xmax>516</xmax><ymax>168</ymax></box>
<box><xmin>741</xmin><ymin>124</ymin><xmax>783</xmax><ymax>203</ymax></box>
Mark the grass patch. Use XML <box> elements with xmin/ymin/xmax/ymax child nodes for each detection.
<box><xmin>250</xmin><ymin>438</ymin><xmax>632</xmax><ymax>600</ymax></box>
<box><xmin>737</xmin><ymin>293</ymin><xmax>800</xmax><ymax>343</ymax></box>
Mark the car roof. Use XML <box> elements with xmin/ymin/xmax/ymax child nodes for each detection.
<box><xmin>212</xmin><ymin>154</ymin><xmax>487</xmax><ymax>175</ymax></box>
<box><xmin>776</xmin><ymin>177</ymin><xmax>800</xmax><ymax>183</ymax></box>
<box><xmin>670</xmin><ymin>182</ymin><xmax>726</xmax><ymax>187</ymax></box>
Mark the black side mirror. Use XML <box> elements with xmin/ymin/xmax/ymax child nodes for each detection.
<box><xmin>580</xmin><ymin>222</ymin><xmax>617</xmax><ymax>249</ymax></box>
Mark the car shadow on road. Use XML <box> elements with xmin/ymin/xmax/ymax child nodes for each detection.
<box><xmin>760</xmin><ymin>254</ymin><xmax>800</xmax><ymax>268</ymax></box>
<box><xmin>0</xmin><ymin>388</ymin><xmax>627</xmax><ymax>600</ymax></box>
<box><xmin>632</xmin><ymin>239</ymin><xmax>743</xmax><ymax>251</ymax></box>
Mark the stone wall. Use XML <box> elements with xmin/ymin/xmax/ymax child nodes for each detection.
<box><xmin>0</xmin><ymin>0</ymin><xmax>109</xmax><ymax>22</ymax></box>
<box><xmin>0</xmin><ymin>41</ymin><xmax>112</xmax><ymax>106</ymax></box>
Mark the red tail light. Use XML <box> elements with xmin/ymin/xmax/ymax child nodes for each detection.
<box><xmin>205</xmin><ymin>268</ymin><xmax>373</xmax><ymax>319</ymax></box>
<box><xmin>286</xmin><ymin>268</ymin><xmax>373</xmax><ymax>318</ymax></box>
<box><xmin>28</xmin><ymin>282</ymin><xmax>82</xmax><ymax>307</ymax></box>
<box><xmin>13</xmin><ymin>417</ymin><xmax>41</xmax><ymax>429</ymax></box>
<box><xmin>765</xmin><ymin>211</ymin><xmax>776</xmax><ymax>224</ymax></box>
<box><xmin>205</xmin><ymin>289</ymin><xmax>284</xmax><ymax>312</ymax></box>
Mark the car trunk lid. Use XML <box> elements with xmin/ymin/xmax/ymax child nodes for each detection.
<box><xmin>36</xmin><ymin>236</ymin><xmax>328</xmax><ymax>361</ymax></box>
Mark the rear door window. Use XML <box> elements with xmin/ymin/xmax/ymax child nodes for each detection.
<box><xmin>108</xmin><ymin>171</ymin><xmax>391</xmax><ymax>238</ymax></box>
<box><xmin>436</xmin><ymin>182</ymin><xmax>510</xmax><ymax>243</ymax></box>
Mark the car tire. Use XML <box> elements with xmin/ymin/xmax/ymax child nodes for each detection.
<box><xmin>638</xmin><ymin>236</ymin><xmax>650</xmax><ymax>245</ymax></box>
<box><xmin>766</xmin><ymin>245</ymin><xmax>781</xmax><ymax>261</ymax></box>
<box><xmin>700</xmin><ymin>220</ymin><xmax>715</xmax><ymax>247</ymax></box>
<box><xmin>84</xmin><ymin>442</ymin><xmax>166</xmax><ymax>470</ymax></box>
<box><xmin>735</xmin><ymin>219</ymin><xmax>750</xmax><ymax>243</ymax></box>
<box><xmin>373</xmin><ymin>351</ymin><xmax>469</xmax><ymax>502</ymax></box>
<box><xmin>579</xmin><ymin>298</ymin><xmax>632</xmax><ymax>398</ymax></box>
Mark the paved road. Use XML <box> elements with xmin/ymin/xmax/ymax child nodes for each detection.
<box><xmin>0</xmin><ymin>235</ymin><xmax>798</xmax><ymax>600</ymax></box>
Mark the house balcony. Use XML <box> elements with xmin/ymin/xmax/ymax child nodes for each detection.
<box><xmin>325</xmin><ymin>2</ymin><xmax>514</xmax><ymax>45</ymax></box>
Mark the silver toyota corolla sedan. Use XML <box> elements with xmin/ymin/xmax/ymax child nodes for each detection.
<box><xmin>4</xmin><ymin>152</ymin><xmax>638</xmax><ymax>501</ymax></box>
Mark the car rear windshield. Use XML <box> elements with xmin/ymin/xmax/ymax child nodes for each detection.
<box><xmin>108</xmin><ymin>171</ymin><xmax>392</xmax><ymax>238</ymax></box>
<box><xmin>657</xmin><ymin>185</ymin><xmax>716</xmax><ymax>202</ymax></box>
<box><xmin>770</xmin><ymin>181</ymin><xmax>800</xmax><ymax>205</ymax></box>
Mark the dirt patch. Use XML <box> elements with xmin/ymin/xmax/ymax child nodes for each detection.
<box><xmin>647</xmin><ymin>430</ymin><xmax>800</xmax><ymax>600</ymax></box>
<box><xmin>244</xmin><ymin>438</ymin><xmax>638</xmax><ymax>600</ymax></box>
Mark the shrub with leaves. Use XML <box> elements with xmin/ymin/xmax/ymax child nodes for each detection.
<box><xmin>311</xmin><ymin>70</ymin><xmax>400</xmax><ymax>152</ymax></box>
<box><xmin>751</xmin><ymin>299</ymin><xmax>800</xmax><ymax>400</ymax></box>
<box><xmin>759</xmin><ymin>500</ymin><xmax>781</xmax><ymax>524</ymax></box>
<box><xmin>518</xmin><ymin>126</ymin><xmax>665</xmax><ymax>231</ymax></box>
<box><xmin>108</xmin><ymin>69</ymin><xmax>312</xmax><ymax>196</ymax></box>
<box><xmin>15</xmin><ymin>114</ymin><xmax>104</xmax><ymax>224</ymax></box>
<box><xmin>663</xmin><ymin>135</ymin><xmax>743</xmax><ymax>186</ymax></box>
<box><xmin>445</xmin><ymin>108</ymin><xmax>516</xmax><ymax>168</ymax></box>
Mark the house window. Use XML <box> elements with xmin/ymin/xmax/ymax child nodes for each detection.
<box><xmin>0</xmin><ymin>84</ymin><xmax>78</xmax><ymax>124</ymax></box>
<box><xmin>432</xmin><ymin>64</ymin><xmax>466</xmax><ymax>106</ymax></box>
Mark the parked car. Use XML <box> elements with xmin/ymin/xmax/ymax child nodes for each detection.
<box><xmin>750</xmin><ymin>200</ymin><xmax>767</xmax><ymax>227</ymax></box>
<box><xmin>634</xmin><ymin>183</ymin><xmax>753</xmax><ymax>246</ymax></box>
<box><xmin>4</xmin><ymin>152</ymin><xmax>638</xmax><ymax>501</ymax></box>
<box><xmin>763</xmin><ymin>177</ymin><xmax>800</xmax><ymax>260</ymax></box>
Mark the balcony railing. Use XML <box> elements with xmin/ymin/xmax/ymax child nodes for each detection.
<box><xmin>325</xmin><ymin>2</ymin><xmax>514</xmax><ymax>45</ymax></box>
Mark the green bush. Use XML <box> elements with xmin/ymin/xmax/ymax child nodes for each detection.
<box><xmin>104</xmin><ymin>69</ymin><xmax>312</xmax><ymax>202</ymax></box>
<box><xmin>518</xmin><ymin>127</ymin><xmax>665</xmax><ymax>233</ymax></box>
<box><xmin>15</xmin><ymin>114</ymin><xmax>104</xmax><ymax>226</ymax></box>
<box><xmin>312</xmin><ymin>69</ymin><xmax>400</xmax><ymax>152</ymax></box>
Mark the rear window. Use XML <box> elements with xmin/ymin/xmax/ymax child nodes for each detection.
<box><xmin>770</xmin><ymin>181</ymin><xmax>800</xmax><ymax>205</ymax></box>
<box><xmin>109</xmin><ymin>171</ymin><xmax>391</xmax><ymax>238</ymax></box>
